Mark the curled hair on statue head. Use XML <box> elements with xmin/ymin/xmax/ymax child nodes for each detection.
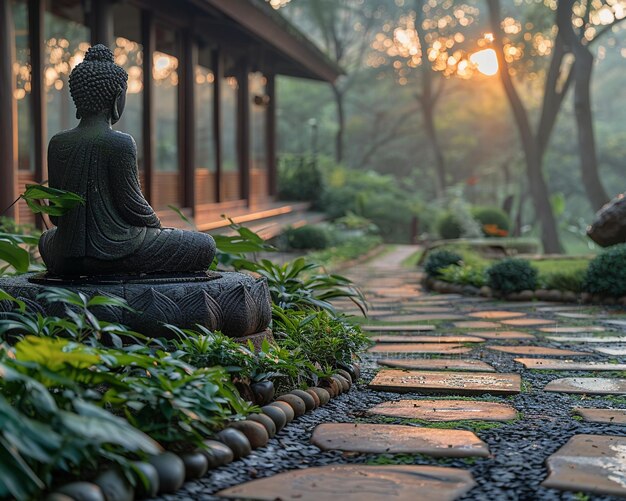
<box><xmin>69</xmin><ymin>44</ymin><xmax>128</xmax><ymax>119</ymax></box>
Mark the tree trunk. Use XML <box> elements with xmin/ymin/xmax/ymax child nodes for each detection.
<box><xmin>331</xmin><ymin>83</ymin><xmax>345</xmax><ymax>164</ymax></box>
<box><xmin>558</xmin><ymin>0</ymin><xmax>609</xmax><ymax>211</ymax></box>
<box><xmin>487</xmin><ymin>0</ymin><xmax>562</xmax><ymax>253</ymax></box>
<box><xmin>421</xmin><ymin>99</ymin><xmax>446</xmax><ymax>198</ymax></box>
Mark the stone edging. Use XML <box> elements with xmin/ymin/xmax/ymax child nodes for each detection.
<box><xmin>45</xmin><ymin>367</ymin><xmax>360</xmax><ymax>500</ymax></box>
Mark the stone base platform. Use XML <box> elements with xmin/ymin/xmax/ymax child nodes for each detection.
<box><xmin>0</xmin><ymin>271</ymin><xmax>271</xmax><ymax>339</ymax></box>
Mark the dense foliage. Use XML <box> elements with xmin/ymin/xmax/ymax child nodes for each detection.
<box><xmin>284</xmin><ymin>225</ymin><xmax>331</xmax><ymax>250</ymax></box>
<box><xmin>436</xmin><ymin>212</ymin><xmax>463</xmax><ymax>239</ymax></box>
<box><xmin>487</xmin><ymin>258</ymin><xmax>538</xmax><ymax>295</ymax></box>
<box><xmin>583</xmin><ymin>244</ymin><xmax>626</xmax><ymax>297</ymax></box>
<box><xmin>471</xmin><ymin>207</ymin><xmax>511</xmax><ymax>238</ymax></box>
<box><xmin>423</xmin><ymin>249</ymin><xmax>463</xmax><ymax>278</ymax></box>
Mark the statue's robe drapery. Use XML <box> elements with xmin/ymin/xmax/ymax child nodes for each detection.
<box><xmin>40</xmin><ymin>126</ymin><xmax>215</xmax><ymax>276</ymax></box>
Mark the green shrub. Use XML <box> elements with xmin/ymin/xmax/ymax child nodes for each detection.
<box><xmin>439</xmin><ymin>264</ymin><xmax>487</xmax><ymax>287</ymax></box>
<box><xmin>471</xmin><ymin>207</ymin><xmax>511</xmax><ymax>237</ymax></box>
<box><xmin>487</xmin><ymin>258</ymin><xmax>537</xmax><ymax>294</ymax></box>
<box><xmin>583</xmin><ymin>244</ymin><xmax>626</xmax><ymax>297</ymax></box>
<box><xmin>277</xmin><ymin>155</ymin><xmax>324</xmax><ymax>205</ymax></box>
<box><xmin>540</xmin><ymin>269</ymin><xmax>586</xmax><ymax>292</ymax></box>
<box><xmin>423</xmin><ymin>249</ymin><xmax>463</xmax><ymax>278</ymax></box>
<box><xmin>285</xmin><ymin>225</ymin><xmax>331</xmax><ymax>250</ymax></box>
<box><xmin>436</xmin><ymin>212</ymin><xmax>463</xmax><ymax>239</ymax></box>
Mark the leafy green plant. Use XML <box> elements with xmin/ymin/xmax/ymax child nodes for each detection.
<box><xmin>583</xmin><ymin>243</ymin><xmax>626</xmax><ymax>297</ymax></box>
<box><xmin>487</xmin><ymin>258</ymin><xmax>537</xmax><ymax>295</ymax></box>
<box><xmin>438</xmin><ymin>263</ymin><xmax>487</xmax><ymax>287</ymax></box>
<box><xmin>240</xmin><ymin>257</ymin><xmax>366</xmax><ymax>314</ymax></box>
<box><xmin>20</xmin><ymin>184</ymin><xmax>85</xmax><ymax>217</ymax></box>
<box><xmin>423</xmin><ymin>249</ymin><xmax>463</xmax><ymax>278</ymax></box>
<box><xmin>284</xmin><ymin>225</ymin><xmax>331</xmax><ymax>250</ymax></box>
<box><xmin>277</xmin><ymin>154</ymin><xmax>324</xmax><ymax>205</ymax></box>
<box><xmin>436</xmin><ymin>212</ymin><xmax>463</xmax><ymax>239</ymax></box>
<box><xmin>471</xmin><ymin>206</ymin><xmax>511</xmax><ymax>237</ymax></box>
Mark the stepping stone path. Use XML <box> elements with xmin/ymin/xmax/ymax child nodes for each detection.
<box><xmin>311</xmin><ymin>423</ymin><xmax>490</xmax><ymax>457</ymax></box>
<box><xmin>544</xmin><ymin>377</ymin><xmax>626</xmax><ymax>395</ymax></box>
<box><xmin>487</xmin><ymin>345</ymin><xmax>590</xmax><ymax>356</ymax></box>
<box><xmin>182</xmin><ymin>245</ymin><xmax>626</xmax><ymax>500</ymax></box>
<box><xmin>515</xmin><ymin>358</ymin><xmax>626</xmax><ymax>371</ymax></box>
<box><xmin>367</xmin><ymin>399</ymin><xmax>518</xmax><ymax>421</ymax></box>
<box><xmin>369</xmin><ymin>369</ymin><xmax>521</xmax><ymax>395</ymax></box>
<box><xmin>377</xmin><ymin>358</ymin><xmax>496</xmax><ymax>372</ymax></box>
<box><xmin>368</xmin><ymin>343</ymin><xmax>473</xmax><ymax>354</ymax></box>
<box><xmin>217</xmin><ymin>465</ymin><xmax>477</xmax><ymax>501</ymax></box>
<box><xmin>543</xmin><ymin>435</ymin><xmax>626</xmax><ymax>497</ymax></box>
<box><xmin>573</xmin><ymin>408</ymin><xmax>626</xmax><ymax>424</ymax></box>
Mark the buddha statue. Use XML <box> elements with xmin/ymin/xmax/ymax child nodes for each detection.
<box><xmin>39</xmin><ymin>45</ymin><xmax>216</xmax><ymax>277</ymax></box>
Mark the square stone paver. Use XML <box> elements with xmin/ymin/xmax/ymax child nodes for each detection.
<box><xmin>362</xmin><ymin>324</ymin><xmax>436</xmax><ymax>332</ymax></box>
<box><xmin>368</xmin><ymin>343</ymin><xmax>473</xmax><ymax>354</ymax></box>
<box><xmin>468</xmin><ymin>311</ymin><xmax>526</xmax><ymax>319</ymax></box>
<box><xmin>514</xmin><ymin>358</ymin><xmax>626</xmax><ymax>371</ymax></box>
<box><xmin>544</xmin><ymin>377</ymin><xmax>626</xmax><ymax>395</ymax></box>
<box><xmin>367</xmin><ymin>399</ymin><xmax>518</xmax><ymax>422</ymax></box>
<box><xmin>369</xmin><ymin>369</ymin><xmax>521</xmax><ymax>396</ymax></box>
<box><xmin>546</xmin><ymin>335</ymin><xmax>626</xmax><ymax>343</ymax></box>
<box><xmin>542</xmin><ymin>434</ymin><xmax>626</xmax><ymax>498</ymax></box>
<box><xmin>311</xmin><ymin>423</ymin><xmax>490</xmax><ymax>457</ymax></box>
<box><xmin>488</xmin><ymin>346</ymin><xmax>590</xmax><ymax>356</ymax></box>
<box><xmin>573</xmin><ymin>408</ymin><xmax>626</xmax><ymax>425</ymax></box>
<box><xmin>539</xmin><ymin>326</ymin><xmax>606</xmax><ymax>333</ymax></box>
<box><xmin>377</xmin><ymin>358</ymin><xmax>496</xmax><ymax>372</ymax></box>
<box><xmin>453</xmin><ymin>321</ymin><xmax>501</xmax><ymax>329</ymax></box>
<box><xmin>370</xmin><ymin>335</ymin><xmax>485</xmax><ymax>344</ymax></box>
<box><xmin>216</xmin><ymin>464</ymin><xmax>477</xmax><ymax>501</ymax></box>
<box><xmin>472</xmin><ymin>331</ymin><xmax>535</xmax><ymax>340</ymax></box>
<box><xmin>500</xmin><ymin>318</ymin><xmax>557</xmax><ymax>327</ymax></box>
<box><xmin>594</xmin><ymin>346</ymin><xmax>626</xmax><ymax>356</ymax></box>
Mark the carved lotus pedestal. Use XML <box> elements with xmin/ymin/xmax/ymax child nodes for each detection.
<box><xmin>0</xmin><ymin>271</ymin><xmax>273</xmax><ymax>345</ymax></box>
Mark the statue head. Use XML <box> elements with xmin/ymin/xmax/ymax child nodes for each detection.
<box><xmin>69</xmin><ymin>44</ymin><xmax>128</xmax><ymax>124</ymax></box>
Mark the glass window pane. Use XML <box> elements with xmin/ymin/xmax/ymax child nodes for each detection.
<box><xmin>195</xmin><ymin>48</ymin><xmax>216</xmax><ymax>204</ymax></box>
<box><xmin>44</xmin><ymin>0</ymin><xmax>90</xmax><ymax>144</ymax></box>
<box><xmin>221</xmin><ymin>60</ymin><xmax>239</xmax><ymax>202</ymax></box>
<box><xmin>250</xmin><ymin>72</ymin><xmax>267</xmax><ymax>171</ymax></box>
<box><xmin>153</xmin><ymin>24</ymin><xmax>181</xmax><ymax>209</ymax></box>
<box><xmin>13</xmin><ymin>0</ymin><xmax>33</xmax><ymax>173</ymax></box>
<box><xmin>112</xmin><ymin>3</ymin><xmax>144</xmax><ymax>179</ymax></box>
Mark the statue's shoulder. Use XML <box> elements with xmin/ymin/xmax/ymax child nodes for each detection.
<box><xmin>107</xmin><ymin>130</ymin><xmax>137</xmax><ymax>152</ymax></box>
<box><xmin>48</xmin><ymin>129</ymin><xmax>74</xmax><ymax>147</ymax></box>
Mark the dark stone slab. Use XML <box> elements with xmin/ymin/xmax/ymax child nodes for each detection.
<box><xmin>216</xmin><ymin>464</ymin><xmax>476</xmax><ymax>501</ymax></box>
<box><xmin>311</xmin><ymin>423</ymin><xmax>490</xmax><ymax>457</ymax></box>
<box><xmin>542</xmin><ymin>434</ymin><xmax>626</xmax><ymax>497</ymax></box>
<box><xmin>0</xmin><ymin>271</ymin><xmax>271</xmax><ymax>339</ymax></box>
<box><xmin>369</xmin><ymin>369</ymin><xmax>521</xmax><ymax>396</ymax></box>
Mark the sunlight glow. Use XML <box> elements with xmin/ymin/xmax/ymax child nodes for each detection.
<box><xmin>469</xmin><ymin>48</ymin><xmax>499</xmax><ymax>76</ymax></box>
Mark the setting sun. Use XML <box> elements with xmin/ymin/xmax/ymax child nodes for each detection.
<box><xmin>469</xmin><ymin>48</ymin><xmax>499</xmax><ymax>76</ymax></box>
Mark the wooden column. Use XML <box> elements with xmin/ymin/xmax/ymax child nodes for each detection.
<box><xmin>213</xmin><ymin>48</ymin><xmax>222</xmax><ymax>203</ymax></box>
<box><xmin>237</xmin><ymin>56</ymin><xmax>250</xmax><ymax>204</ymax></box>
<box><xmin>29</xmin><ymin>0</ymin><xmax>46</xmax><ymax>186</ymax></box>
<box><xmin>181</xmin><ymin>31</ymin><xmax>196</xmax><ymax>212</ymax></box>
<box><xmin>0</xmin><ymin>0</ymin><xmax>17</xmax><ymax>218</ymax></box>
<box><xmin>141</xmin><ymin>10</ymin><xmax>154</xmax><ymax>203</ymax></box>
<box><xmin>266</xmin><ymin>72</ymin><xmax>277</xmax><ymax>197</ymax></box>
<box><xmin>90</xmin><ymin>0</ymin><xmax>114</xmax><ymax>48</ymax></box>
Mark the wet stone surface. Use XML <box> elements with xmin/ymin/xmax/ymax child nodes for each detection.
<box><xmin>544</xmin><ymin>378</ymin><xmax>626</xmax><ymax>395</ymax></box>
<box><xmin>368</xmin><ymin>343</ymin><xmax>473</xmax><ymax>354</ymax></box>
<box><xmin>515</xmin><ymin>358</ymin><xmax>626</xmax><ymax>371</ymax></box>
<box><xmin>573</xmin><ymin>408</ymin><xmax>626</xmax><ymax>425</ymax></box>
<box><xmin>367</xmin><ymin>399</ymin><xmax>518</xmax><ymax>422</ymax></box>
<box><xmin>488</xmin><ymin>346</ymin><xmax>591</xmax><ymax>356</ymax></box>
<box><xmin>369</xmin><ymin>335</ymin><xmax>485</xmax><ymax>343</ymax></box>
<box><xmin>377</xmin><ymin>358</ymin><xmax>496</xmax><ymax>372</ymax></box>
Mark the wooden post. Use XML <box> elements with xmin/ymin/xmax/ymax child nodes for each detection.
<box><xmin>141</xmin><ymin>10</ymin><xmax>154</xmax><ymax>203</ymax></box>
<box><xmin>266</xmin><ymin>72</ymin><xmax>277</xmax><ymax>197</ymax></box>
<box><xmin>29</xmin><ymin>0</ymin><xmax>46</xmax><ymax>190</ymax></box>
<box><xmin>237</xmin><ymin>56</ymin><xmax>250</xmax><ymax>204</ymax></box>
<box><xmin>0</xmin><ymin>0</ymin><xmax>17</xmax><ymax>219</ymax></box>
<box><xmin>181</xmin><ymin>31</ymin><xmax>196</xmax><ymax>212</ymax></box>
<box><xmin>90</xmin><ymin>0</ymin><xmax>114</xmax><ymax>48</ymax></box>
<box><xmin>213</xmin><ymin>48</ymin><xmax>222</xmax><ymax>203</ymax></box>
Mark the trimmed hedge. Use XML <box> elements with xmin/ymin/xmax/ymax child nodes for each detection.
<box><xmin>583</xmin><ymin>244</ymin><xmax>626</xmax><ymax>297</ymax></box>
<box><xmin>436</xmin><ymin>212</ymin><xmax>463</xmax><ymax>240</ymax></box>
<box><xmin>487</xmin><ymin>258</ymin><xmax>537</xmax><ymax>295</ymax></box>
<box><xmin>471</xmin><ymin>207</ymin><xmax>510</xmax><ymax>237</ymax></box>
<box><xmin>424</xmin><ymin>249</ymin><xmax>463</xmax><ymax>278</ymax></box>
<box><xmin>285</xmin><ymin>225</ymin><xmax>331</xmax><ymax>250</ymax></box>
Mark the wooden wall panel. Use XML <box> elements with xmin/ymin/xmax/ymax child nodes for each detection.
<box><xmin>222</xmin><ymin>171</ymin><xmax>241</xmax><ymax>202</ymax></box>
<box><xmin>195</xmin><ymin>170</ymin><xmax>217</xmax><ymax>204</ymax></box>
<box><xmin>16</xmin><ymin>172</ymin><xmax>36</xmax><ymax>226</ymax></box>
<box><xmin>152</xmin><ymin>173</ymin><xmax>181</xmax><ymax>210</ymax></box>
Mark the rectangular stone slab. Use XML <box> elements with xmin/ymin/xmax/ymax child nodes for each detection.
<box><xmin>540</xmin><ymin>326</ymin><xmax>606</xmax><ymax>333</ymax></box>
<box><xmin>216</xmin><ymin>464</ymin><xmax>477</xmax><ymax>501</ymax></box>
<box><xmin>311</xmin><ymin>423</ymin><xmax>490</xmax><ymax>457</ymax></box>
<box><xmin>369</xmin><ymin>369</ymin><xmax>521</xmax><ymax>396</ymax></box>
<box><xmin>371</xmin><ymin>307</ymin><xmax>455</xmax><ymax>315</ymax></box>
<box><xmin>546</xmin><ymin>335</ymin><xmax>626</xmax><ymax>343</ymax></box>
<box><xmin>544</xmin><ymin>377</ymin><xmax>626</xmax><ymax>395</ymax></box>
<box><xmin>453</xmin><ymin>321</ymin><xmax>501</xmax><ymax>329</ymax></box>
<box><xmin>368</xmin><ymin>343</ymin><xmax>473</xmax><ymax>354</ymax></box>
<box><xmin>488</xmin><ymin>346</ymin><xmax>590</xmax><ymax>356</ymax></box>
<box><xmin>471</xmin><ymin>330</ymin><xmax>535</xmax><ymax>340</ymax></box>
<box><xmin>377</xmin><ymin>358</ymin><xmax>496</xmax><ymax>372</ymax></box>
<box><xmin>594</xmin><ymin>346</ymin><xmax>626</xmax><ymax>356</ymax></box>
<box><xmin>368</xmin><ymin>314</ymin><xmax>465</xmax><ymax>322</ymax></box>
<box><xmin>468</xmin><ymin>311</ymin><xmax>526</xmax><ymax>319</ymax></box>
<box><xmin>542</xmin><ymin>434</ymin><xmax>626</xmax><ymax>498</ymax></box>
<box><xmin>362</xmin><ymin>324</ymin><xmax>436</xmax><ymax>332</ymax></box>
<box><xmin>370</xmin><ymin>335</ymin><xmax>485</xmax><ymax>344</ymax></box>
<box><xmin>515</xmin><ymin>358</ymin><xmax>626</xmax><ymax>371</ymax></box>
<box><xmin>573</xmin><ymin>408</ymin><xmax>626</xmax><ymax>425</ymax></box>
<box><xmin>500</xmin><ymin>318</ymin><xmax>557</xmax><ymax>327</ymax></box>
<box><xmin>367</xmin><ymin>399</ymin><xmax>518</xmax><ymax>422</ymax></box>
